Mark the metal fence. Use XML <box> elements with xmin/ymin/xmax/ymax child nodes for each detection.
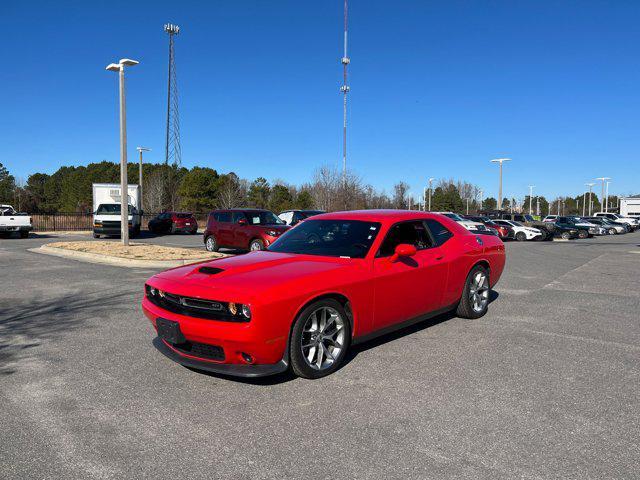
<box><xmin>30</xmin><ymin>212</ymin><xmax>210</xmax><ymax>232</ymax></box>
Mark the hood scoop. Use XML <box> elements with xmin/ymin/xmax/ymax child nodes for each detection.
<box><xmin>198</xmin><ymin>266</ymin><xmax>224</xmax><ymax>275</ymax></box>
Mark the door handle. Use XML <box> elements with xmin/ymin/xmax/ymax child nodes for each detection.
<box><xmin>435</xmin><ymin>255</ymin><xmax>444</xmax><ymax>261</ymax></box>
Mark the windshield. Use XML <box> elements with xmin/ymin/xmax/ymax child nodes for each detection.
<box><xmin>246</xmin><ymin>211</ymin><xmax>285</xmax><ymax>225</ymax></box>
<box><xmin>268</xmin><ymin>219</ymin><xmax>381</xmax><ymax>258</ymax></box>
<box><xmin>511</xmin><ymin>221</ymin><xmax>523</xmax><ymax>227</ymax></box>
<box><xmin>96</xmin><ymin>204</ymin><xmax>134</xmax><ymax>215</ymax></box>
<box><xmin>175</xmin><ymin>213</ymin><xmax>193</xmax><ymax>219</ymax></box>
<box><xmin>300</xmin><ymin>210</ymin><xmax>324</xmax><ymax>219</ymax></box>
<box><xmin>443</xmin><ymin>213</ymin><xmax>463</xmax><ymax>221</ymax></box>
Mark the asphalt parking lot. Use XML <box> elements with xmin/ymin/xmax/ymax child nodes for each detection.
<box><xmin>1</xmin><ymin>233</ymin><xmax>639</xmax><ymax>479</ymax></box>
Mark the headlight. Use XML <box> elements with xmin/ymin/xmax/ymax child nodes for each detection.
<box><xmin>241</xmin><ymin>304</ymin><xmax>252</xmax><ymax>319</ymax></box>
<box><xmin>229</xmin><ymin>302</ymin><xmax>251</xmax><ymax>319</ymax></box>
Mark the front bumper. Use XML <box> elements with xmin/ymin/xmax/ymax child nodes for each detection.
<box><xmin>153</xmin><ymin>337</ymin><xmax>288</xmax><ymax>377</ymax></box>
<box><xmin>94</xmin><ymin>226</ymin><xmax>136</xmax><ymax>235</ymax></box>
<box><xmin>142</xmin><ymin>296</ymin><xmax>289</xmax><ymax>377</ymax></box>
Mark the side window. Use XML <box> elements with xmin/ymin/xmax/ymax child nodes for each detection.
<box><xmin>378</xmin><ymin>221</ymin><xmax>433</xmax><ymax>257</ymax></box>
<box><xmin>425</xmin><ymin>219</ymin><xmax>453</xmax><ymax>247</ymax></box>
<box><xmin>215</xmin><ymin>211</ymin><xmax>231</xmax><ymax>223</ymax></box>
<box><xmin>232</xmin><ymin>212</ymin><xmax>245</xmax><ymax>223</ymax></box>
<box><xmin>514</xmin><ymin>215</ymin><xmax>525</xmax><ymax>222</ymax></box>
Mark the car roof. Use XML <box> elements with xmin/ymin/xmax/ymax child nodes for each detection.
<box><xmin>309</xmin><ymin>209</ymin><xmax>469</xmax><ymax>230</ymax></box>
<box><xmin>212</xmin><ymin>208</ymin><xmax>271</xmax><ymax>212</ymax></box>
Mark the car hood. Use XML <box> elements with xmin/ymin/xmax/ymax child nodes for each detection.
<box><xmin>150</xmin><ymin>251</ymin><xmax>353</xmax><ymax>302</ymax></box>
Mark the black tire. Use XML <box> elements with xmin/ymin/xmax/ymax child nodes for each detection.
<box><xmin>93</xmin><ymin>233</ymin><xmax>100</xmax><ymax>239</ymax></box>
<box><xmin>609</xmin><ymin>228</ymin><xmax>616</xmax><ymax>235</ymax></box>
<box><xmin>20</xmin><ymin>231</ymin><xmax>29</xmax><ymax>238</ymax></box>
<box><xmin>131</xmin><ymin>226</ymin><xmax>140</xmax><ymax>238</ymax></box>
<box><xmin>190</xmin><ymin>228</ymin><xmax>198</xmax><ymax>235</ymax></box>
<box><xmin>171</xmin><ymin>224</ymin><xmax>177</xmax><ymax>234</ymax></box>
<box><xmin>249</xmin><ymin>239</ymin><xmax>265</xmax><ymax>251</ymax></box>
<box><xmin>289</xmin><ymin>298</ymin><xmax>351</xmax><ymax>379</ymax></box>
<box><xmin>515</xmin><ymin>231</ymin><xmax>526</xmax><ymax>242</ymax></box>
<box><xmin>561</xmin><ymin>231</ymin><xmax>571</xmax><ymax>240</ymax></box>
<box><xmin>456</xmin><ymin>264</ymin><xmax>491</xmax><ymax>320</ymax></box>
<box><xmin>205</xmin><ymin>235</ymin><xmax>218</xmax><ymax>252</ymax></box>
<box><xmin>578</xmin><ymin>230</ymin><xmax>588</xmax><ymax>239</ymax></box>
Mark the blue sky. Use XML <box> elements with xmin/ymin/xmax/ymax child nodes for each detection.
<box><xmin>2</xmin><ymin>0</ymin><xmax>639</xmax><ymax>201</ymax></box>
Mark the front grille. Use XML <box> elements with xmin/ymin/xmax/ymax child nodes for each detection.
<box><xmin>102</xmin><ymin>220</ymin><xmax>121</xmax><ymax>228</ymax></box>
<box><xmin>171</xmin><ymin>340</ymin><xmax>225</xmax><ymax>361</ymax></box>
<box><xmin>145</xmin><ymin>285</ymin><xmax>248</xmax><ymax>322</ymax></box>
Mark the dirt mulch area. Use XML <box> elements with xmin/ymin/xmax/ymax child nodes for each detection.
<box><xmin>46</xmin><ymin>241</ymin><xmax>226</xmax><ymax>261</ymax></box>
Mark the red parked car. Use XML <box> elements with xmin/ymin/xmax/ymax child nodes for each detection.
<box><xmin>148</xmin><ymin>212</ymin><xmax>198</xmax><ymax>235</ymax></box>
<box><xmin>203</xmin><ymin>209</ymin><xmax>290</xmax><ymax>252</ymax></box>
<box><xmin>143</xmin><ymin>210</ymin><xmax>505</xmax><ymax>379</ymax></box>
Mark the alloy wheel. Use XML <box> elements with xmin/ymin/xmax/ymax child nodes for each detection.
<box><xmin>300</xmin><ymin>306</ymin><xmax>346</xmax><ymax>371</ymax></box>
<box><xmin>469</xmin><ymin>271</ymin><xmax>489</xmax><ymax>313</ymax></box>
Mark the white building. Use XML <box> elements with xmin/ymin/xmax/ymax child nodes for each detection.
<box><xmin>620</xmin><ymin>196</ymin><xmax>640</xmax><ymax>217</ymax></box>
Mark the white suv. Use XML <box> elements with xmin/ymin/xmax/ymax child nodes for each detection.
<box><xmin>493</xmin><ymin>219</ymin><xmax>543</xmax><ymax>241</ymax></box>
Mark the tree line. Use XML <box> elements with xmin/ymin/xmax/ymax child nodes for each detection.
<box><xmin>0</xmin><ymin>160</ymin><xmax>616</xmax><ymax>216</ymax></box>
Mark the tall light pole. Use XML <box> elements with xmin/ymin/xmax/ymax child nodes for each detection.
<box><xmin>428</xmin><ymin>177</ymin><xmax>435</xmax><ymax>211</ymax></box>
<box><xmin>595</xmin><ymin>177</ymin><xmax>610</xmax><ymax>213</ymax></box>
<box><xmin>605</xmin><ymin>180</ymin><xmax>611</xmax><ymax>213</ymax></box>
<box><xmin>106</xmin><ymin>58</ymin><xmax>139</xmax><ymax>246</ymax></box>
<box><xmin>536</xmin><ymin>196</ymin><xmax>540</xmax><ymax>216</ymax></box>
<box><xmin>479</xmin><ymin>190</ymin><xmax>484</xmax><ymax>211</ymax></box>
<box><xmin>528</xmin><ymin>185</ymin><xmax>535</xmax><ymax>214</ymax></box>
<box><xmin>490</xmin><ymin>158</ymin><xmax>511</xmax><ymax>210</ymax></box>
<box><xmin>585</xmin><ymin>182</ymin><xmax>595</xmax><ymax>216</ymax></box>
<box><xmin>136</xmin><ymin>147</ymin><xmax>150</xmax><ymax>212</ymax></box>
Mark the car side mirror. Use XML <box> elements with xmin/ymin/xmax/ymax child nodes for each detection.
<box><xmin>238</xmin><ymin>218</ymin><xmax>247</xmax><ymax>226</ymax></box>
<box><xmin>391</xmin><ymin>243</ymin><xmax>417</xmax><ymax>262</ymax></box>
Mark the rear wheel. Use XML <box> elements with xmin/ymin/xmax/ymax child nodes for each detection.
<box><xmin>561</xmin><ymin>231</ymin><xmax>571</xmax><ymax>240</ymax></box>
<box><xmin>515</xmin><ymin>231</ymin><xmax>526</xmax><ymax>242</ymax></box>
<box><xmin>609</xmin><ymin>228</ymin><xmax>617</xmax><ymax>235</ymax></box>
<box><xmin>456</xmin><ymin>265</ymin><xmax>490</xmax><ymax>319</ymax></box>
<box><xmin>578</xmin><ymin>230</ymin><xmax>588</xmax><ymax>239</ymax></box>
<box><xmin>205</xmin><ymin>235</ymin><xmax>218</xmax><ymax>252</ymax></box>
<box><xmin>249</xmin><ymin>239</ymin><xmax>265</xmax><ymax>251</ymax></box>
<box><xmin>20</xmin><ymin>231</ymin><xmax>29</xmax><ymax>238</ymax></box>
<box><xmin>289</xmin><ymin>299</ymin><xmax>351</xmax><ymax>379</ymax></box>
<box><xmin>93</xmin><ymin>233</ymin><xmax>100</xmax><ymax>239</ymax></box>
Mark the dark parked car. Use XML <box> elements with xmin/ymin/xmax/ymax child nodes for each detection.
<box><xmin>204</xmin><ymin>209</ymin><xmax>290</xmax><ymax>252</ymax></box>
<box><xmin>148</xmin><ymin>212</ymin><xmax>198</xmax><ymax>235</ymax></box>
<box><xmin>554</xmin><ymin>216</ymin><xmax>596</xmax><ymax>238</ymax></box>
<box><xmin>463</xmin><ymin>215</ymin><xmax>512</xmax><ymax>240</ymax></box>
<box><xmin>278</xmin><ymin>210</ymin><xmax>325</xmax><ymax>226</ymax></box>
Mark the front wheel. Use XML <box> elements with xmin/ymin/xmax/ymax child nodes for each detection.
<box><xmin>249</xmin><ymin>239</ymin><xmax>265</xmax><ymax>251</ymax></box>
<box><xmin>609</xmin><ymin>228</ymin><xmax>617</xmax><ymax>235</ymax></box>
<box><xmin>456</xmin><ymin>265</ymin><xmax>490</xmax><ymax>319</ymax></box>
<box><xmin>515</xmin><ymin>231</ymin><xmax>526</xmax><ymax>242</ymax></box>
<box><xmin>561</xmin><ymin>231</ymin><xmax>571</xmax><ymax>240</ymax></box>
<box><xmin>289</xmin><ymin>299</ymin><xmax>351</xmax><ymax>379</ymax></box>
<box><xmin>578</xmin><ymin>230</ymin><xmax>588</xmax><ymax>239</ymax></box>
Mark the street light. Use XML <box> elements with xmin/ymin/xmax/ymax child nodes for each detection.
<box><xmin>595</xmin><ymin>177</ymin><xmax>610</xmax><ymax>214</ymax></box>
<box><xmin>106</xmin><ymin>58</ymin><xmax>139</xmax><ymax>246</ymax></box>
<box><xmin>528</xmin><ymin>185</ymin><xmax>535</xmax><ymax>215</ymax></box>
<box><xmin>490</xmin><ymin>158</ymin><xmax>511</xmax><ymax>210</ymax></box>
<box><xmin>479</xmin><ymin>190</ymin><xmax>483</xmax><ymax>211</ymax></box>
<box><xmin>427</xmin><ymin>177</ymin><xmax>435</xmax><ymax>211</ymax></box>
<box><xmin>605</xmin><ymin>180</ymin><xmax>611</xmax><ymax>213</ymax></box>
<box><xmin>136</xmin><ymin>147</ymin><xmax>151</xmax><ymax>213</ymax></box>
<box><xmin>585</xmin><ymin>182</ymin><xmax>595</xmax><ymax>216</ymax></box>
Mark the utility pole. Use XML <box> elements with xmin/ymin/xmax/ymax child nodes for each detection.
<box><xmin>528</xmin><ymin>185</ymin><xmax>535</xmax><ymax>215</ymax></box>
<box><xmin>490</xmin><ymin>158</ymin><xmax>511</xmax><ymax>210</ymax></box>
<box><xmin>586</xmin><ymin>182</ymin><xmax>595</xmax><ymax>216</ymax></box>
<box><xmin>106</xmin><ymin>58</ymin><xmax>139</xmax><ymax>246</ymax></box>
<box><xmin>340</xmin><ymin>0</ymin><xmax>350</xmax><ymax>182</ymax></box>
<box><xmin>136</xmin><ymin>147</ymin><xmax>150</xmax><ymax>212</ymax></box>
<box><xmin>582</xmin><ymin>189</ymin><xmax>587</xmax><ymax>216</ymax></box>
<box><xmin>595</xmin><ymin>177</ymin><xmax>610</xmax><ymax>213</ymax></box>
<box><xmin>164</xmin><ymin>23</ymin><xmax>181</xmax><ymax>167</ymax></box>
<box><xmin>428</xmin><ymin>177</ymin><xmax>434</xmax><ymax>211</ymax></box>
<box><xmin>466</xmin><ymin>197</ymin><xmax>469</xmax><ymax>214</ymax></box>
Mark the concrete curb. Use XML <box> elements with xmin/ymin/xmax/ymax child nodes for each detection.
<box><xmin>29</xmin><ymin>245</ymin><xmax>213</xmax><ymax>269</ymax></box>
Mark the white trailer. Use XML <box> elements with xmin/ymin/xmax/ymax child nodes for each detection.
<box><xmin>92</xmin><ymin>183</ymin><xmax>142</xmax><ymax>238</ymax></box>
<box><xmin>620</xmin><ymin>197</ymin><xmax>640</xmax><ymax>218</ymax></box>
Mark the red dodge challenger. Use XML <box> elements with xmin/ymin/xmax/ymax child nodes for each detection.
<box><xmin>142</xmin><ymin>210</ymin><xmax>506</xmax><ymax>379</ymax></box>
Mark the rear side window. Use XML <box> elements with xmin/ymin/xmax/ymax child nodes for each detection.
<box><xmin>214</xmin><ymin>212</ymin><xmax>231</xmax><ymax>222</ymax></box>
<box><xmin>378</xmin><ymin>221</ymin><xmax>434</xmax><ymax>257</ymax></box>
<box><xmin>232</xmin><ymin>212</ymin><xmax>245</xmax><ymax>223</ymax></box>
<box><xmin>425</xmin><ymin>219</ymin><xmax>453</xmax><ymax>247</ymax></box>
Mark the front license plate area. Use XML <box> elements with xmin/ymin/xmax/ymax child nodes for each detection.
<box><xmin>156</xmin><ymin>318</ymin><xmax>186</xmax><ymax>345</ymax></box>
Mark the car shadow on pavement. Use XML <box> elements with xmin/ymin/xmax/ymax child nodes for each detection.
<box><xmin>0</xmin><ymin>292</ymin><xmax>130</xmax><ymax>375</ymax></box>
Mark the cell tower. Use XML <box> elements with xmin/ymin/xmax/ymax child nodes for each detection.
<box><xmin>164</xmin><ymin>23</ymin><xmax>181</xmax><ymax>166</ymax></box>
<box><xmin>340</xmin><ymin>0</ymin><xmax>350</xmax><ymax>180</ymax></box>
